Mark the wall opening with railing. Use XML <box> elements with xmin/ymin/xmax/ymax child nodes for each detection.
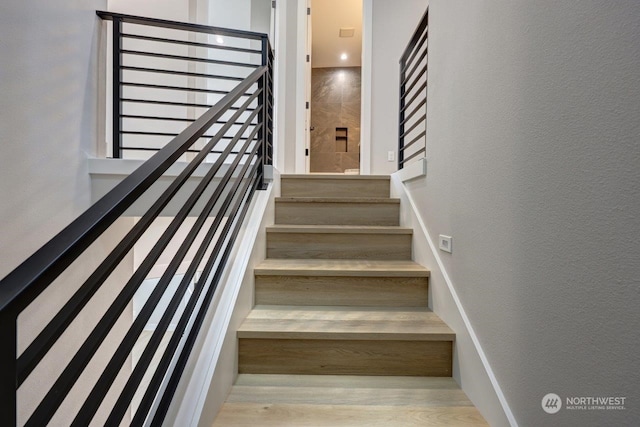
<box><xmin>398</xmin><ymin>8</ymin><xmax>428</xmax><ymax>170</ymax></box>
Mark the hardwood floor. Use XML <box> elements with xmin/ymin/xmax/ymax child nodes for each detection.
<box><xmin>212</xmin><ymin>175</ymin><xmax>487</xmax><ymax>426</ymax></box>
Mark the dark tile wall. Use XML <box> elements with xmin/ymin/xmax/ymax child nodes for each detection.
<box><xmin>310</xmin><ymin>67</ymin><xmax>361</xmax><ymax>173</ymax></box>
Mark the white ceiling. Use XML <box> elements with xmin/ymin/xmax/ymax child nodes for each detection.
<box><xmin>311</xmin><ymin>0</ymin><xmax>363</xmax><ymax>68</ymax></box>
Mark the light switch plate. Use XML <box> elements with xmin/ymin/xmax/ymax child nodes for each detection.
<box><xmin>439</xmin><ymin>235</ymin><xmax>452</xmax><ymax>253</ymax></box>
<box><xmin>387</xmin><ymin>151</ymin><xmax>395</xmax><ymax>162</ymax></box>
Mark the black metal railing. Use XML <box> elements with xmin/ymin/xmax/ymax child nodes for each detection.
<box><xmin>398</xmin><ymin>8</ymin><xmax>428</xmax><ymax>169</ymax></box>
<box><xmin>103</xmin><ymin>11</ymin><xmax>273</xmax><ymax>159</ymax></box>
<box><xmin>0</xmin><ymin>11</ymin><xmax>273</xmax><ymax>426</ymax></box>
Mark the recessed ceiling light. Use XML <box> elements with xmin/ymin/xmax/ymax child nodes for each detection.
<box><xmin>340</xmin><ymin>53</ymin><xmax>348</xmax><ymax>60</ymax></box>
<box><xmin>216</xmin><ymin>36</ymin><xmax>224</xmax><ymax>44</ymax></box>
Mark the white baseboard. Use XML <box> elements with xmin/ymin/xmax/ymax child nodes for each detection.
<box><xmin>390</xmin><ymin>172</ymin><xmax>517</xmax><ymax>427</ymax></box>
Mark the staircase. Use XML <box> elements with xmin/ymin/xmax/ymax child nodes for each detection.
<box><xmin>213</xmin><ymin>175</ymin><xmax>488</xmax><ymax>426</ymax></box>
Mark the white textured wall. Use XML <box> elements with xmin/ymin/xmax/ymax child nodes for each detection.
<box><xmin>368</xmin><ymin>0</ymin><xmax>427</xmax><ymax>175</ymax></box>
<box><xmin>108</xmin><ymin>0</ymin><xmax>188</xmax><ymax>20</ymax></box>
<box><xmin>251</xmin><ymin>0</ymin><xmax>272</xmax><ymax>35</ymax></box>
<box><xmin>0</xmin><ymin>0</ymin><xmax>106</xmax><ymax>278</ymax></box>
<box><xmin>402</xmin><ymin>0</ymin><xmax>640</xmax><ymax>425</ymax></box>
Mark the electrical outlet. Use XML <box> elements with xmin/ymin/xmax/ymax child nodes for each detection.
<box><xmin>439</xmin><ymin>235</ymin><xmax>452</xmax><ymax>253</ymax></box>
<box><xmin>388</xmin><ymin>151</ymin><xmax>395</xmax><ymax>162</ymax></box>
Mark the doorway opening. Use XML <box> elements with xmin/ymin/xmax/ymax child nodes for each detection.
<box><xmin>308</xmin><ymin>0</ymin><xmax>363</xmax><ymax>174</ymax></box>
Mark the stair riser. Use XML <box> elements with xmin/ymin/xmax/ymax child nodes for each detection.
<box><xmin>281</xmin><ymin>178</ymin><xmax>390</xmax><ymax>198</ymax></box>
<box><xmin>275</xmin><ymin>202</ymin><xmax>400</xmax><ymax>226</ymax></box>
<box><xmin>239</xmin><ymin>339</ymin><xmax>452</xmax><ymax>377</ymax></box>
<box><xmin>266</xmin><ymin>233</ymin><xmax>412</xmax><ymax>260</ymax></box>
<box><xmin>255</xmin><ymin>275</ymin><xmax>428</xmax><ymax>307</ymax></box>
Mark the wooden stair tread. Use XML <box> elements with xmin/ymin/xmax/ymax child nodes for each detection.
<box><xmin>282</xmin><ymin>174</ymin><xmax>390</xmax><ymax>180</ymax></box>
<box><xmin>229</xmin><ymin>375</ymin><xmax>472</xmax><ymax>406</ymax></box>
<box><xmin>214</xmin><ymin>375</ymin><xmax>487</xmax><ymax>426</ymax></box>
<box><xmin>234</xmin><ymin>374</ymin><xmax>460</xmax><ymax>389</ymax></box>
<box><xmin>267</xmin><ymin>225</ymin><xmax>413</xmax><ymax>234</ymax></box>
<box><xmin>276</xmin><ymin>197</ymin><xmax>399</xmax><ymax>204</ymax></box>
<box><xmin>238</xmin><ymin>306</ymin><xmax>455</xmax><ymax>341</ymax></box>
<box><xmin>214</xmin><ymin>403</ymin><xmax>488</xmax><ymax>426</ymax></box>
<box><xmin>255</xmin><ymin>259</ymin><xmax>430</xmax><ymax>277</ymax></box>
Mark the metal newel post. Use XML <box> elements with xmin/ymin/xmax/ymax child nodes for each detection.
<box><xmin>257</xmin><ymin>36</ymin><xmax>269</xmax><ymax>190</ymax></box>
<box><xmin>0</xmin><ymin>310</ymin><xmax>17</xmax><ymax>426</ymax></box>
<box><xmin>268</xmin><ymin>48</ymin><xmax>274</xmax><ymax>164</ymax></box>
<box><xmin>112</xmin><ymin>18</ymin><xmax>123</xmax><ymax>159</ymax></box>
<box><xmin>398</xmin><ymin>57</ymin><xmax>406</xmax><ymax>170</ymax></box>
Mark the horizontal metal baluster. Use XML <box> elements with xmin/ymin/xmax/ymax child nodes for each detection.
<box><xmin>145</xmin><ymin>163</ymin><xmax>262</xmax><ymax>426</ymax></box>
<box><xmin>399</xmin><ymin>8</ymin><xmax>429</xmax><ymax>66</ymax></box>
<box><xmin>400</xmin><ymin>147</ymin><xmax>426</xmax><ymax>165</ymax></box>
<box><xmin>122</xmin><ymin>50</ymin><xmax>259</xmax><ymax>69</ymax></box>
<box><xmin>399</xmin><ymin>114</ymin><xmax>426</xmax><ymax>139</ymax></box>
<box><xmin>121</xmin><ymin>82</ymin><xmax>255</xmax><ymax>97</ymax></box>
<box><xmin>401</xmin><ymin>45</ymin><xmax>428</xmax><ymax>87</ymax></box>
<box><xmin>16</xmin><ymin>90</ymin><xmax>260</xmax><ymax>388</ymax></box>
<box><xmin>403</xmin><ymin>130</ymin><xmax>427</xmax><ymax>151</ymax></box>
<box><xmin>23</xmin><ymin>104</ymin><xmax>263</xmax><ymax>426</ymax></box>
<box><xmin>71</xmin><ymin>123</ymin><xmax>260</xmax><ymax>425</ymax></box>
<box><xmin>401</xmin><ymin>27</ymin><xmax>428</xmax><ymax>74</ymax></box>
<box><xmin>121</xmin><ymin>115</ymin><xmax>248</xmax><ymax>125</ymax></box>
<box><xmin>403</xmin><ymin>65</ymin><xmax>428</xmax><ymax>100</ymax></box>
<box><xmin>121</xmin><ymin>66</ymin><xmax>244</xmax><ymax>81</ymax></box>
<box><xmin>400</xmin><ymin>98</ymin><xmax>427</xmax><ymax>127</ymax></box>
<box><xmin>106</xmin><ymin>130</ymin><xmax>261</xmax><ymax>426</ymax></box>
<box><xmin>121</xmin><ymin>131</ymin><xmax>254</xmax><ymax>139</ymax></box>
<box><xmin>122</xmin><ymin>33</ymin><xmax>262</xmax><ymax>54</ymax></box>
<box><xmin>121</xmin><ymin>97</ymin><xmax>257</xmax><ymax>111</ymax></box>
<box><xmin>400</xmin><ymin>81</ymin><xmax>427</xmax><ymax>113</ymax></box>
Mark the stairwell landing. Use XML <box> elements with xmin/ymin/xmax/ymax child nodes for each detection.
<box><xmin>213</xmin><ymin>174</ymin><xmax>488</xmax><ymax>426</ymax></box>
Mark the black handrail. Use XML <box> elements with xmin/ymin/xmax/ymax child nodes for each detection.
<box><xmin>398</xmin><ymin>8</ymin><xmax>428</xmax><ymax>169</ymax></box>
<box><xmin>0</xmin><ymin>11</ymin><xmax>273</xmax><ymax>426</ymax></box>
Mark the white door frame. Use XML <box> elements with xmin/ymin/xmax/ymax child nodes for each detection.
<box><xmin>287</xmin><ymin>0</ymin><xmax>371</xmax><ymax>175</ymax></box>
<box><xmin>304</xmin><ymin>0</ymin><xmax>312</xmax><ymax>173</ymax></box>
<box><xmin>360</xmin><ymin>0</ymin><xmax>373</xmax><ymax>174</ymax></box>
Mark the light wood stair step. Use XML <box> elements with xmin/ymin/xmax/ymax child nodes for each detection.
<box><xmin>255</xmin><ymin>259</ymin><xmax>429</xmax><ymax>307</ymax></box>
<box><xmin>213</xmin><ymin>375</ymin><xmax>489</xmax><ymax>426</ymax></box>
<box><xmin>238</xmin><ymin>306</ymin><xmax>453</xmax><ymax>376</ymax></box>
<box><xmin>229</xmin><ymin>375</ymin><xmax>470</xmax><ymax>406</ymax></box>
<box><xmin>275</xmin><ymin>197</ymin><xmax>400</xmax><ymax>226</ymax></box>
<box><xmin>281</xmin><ymin>174</ymin><xmax>390</xmax><ymax>198</ymax></box>
<box><xmin>238</xmin><ymin>306</ymin><xmax>454</xmax><ymax>341</ymax></box>
<box><xmin>266</xmin><ymin>225</ymin><xmax>413</xmax><ymax>260</ymax></box>
<box><xmin>255</xmin><ymin>259</ymin><xmax>430</xmax><ymax>277</ymax></box>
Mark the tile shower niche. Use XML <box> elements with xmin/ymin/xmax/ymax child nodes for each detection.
<box><xmin>336</xmin><ymin>127</ymin><xmax>348</xmax><ymax>152</ymax></box>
